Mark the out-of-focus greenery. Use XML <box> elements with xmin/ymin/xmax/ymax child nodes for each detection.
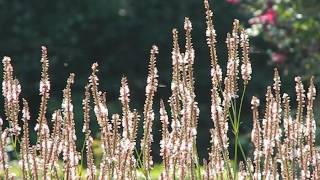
<box><xmin>0</xmin><ymin>0</ymin><xmax>319</xmax><ymax>164</ymax></box>
<box><xmin>243</xmin><ymin>0</ymin><xmax>320</xmax><ymax>145</ymax></box>
<box><xmin>244</xmin><ymin>0</ymin><xmax>320</xmax><ymax>79</ymax></box>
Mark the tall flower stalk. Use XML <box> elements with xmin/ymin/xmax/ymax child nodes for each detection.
<box><xmin>141</xmin><ymin>45</ymin><xmax>159</xmax><ymax>178</ymax></box>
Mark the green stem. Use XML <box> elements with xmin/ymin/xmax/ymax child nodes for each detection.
<box><xmin>232</xmin><ymin>85</ymin><xmax>247</xmax><ymax>179</ymax></box>
<box><xmin>134</xmin><ymin>147</ymin><xmax>143</xmax><ymax>170</ymax></box>
<box><xmin>193</xmin><ymin>141</ymin><xmax>201</xmax><ymax>179</ymax></box>
<box><xmin>238</xmin><ymin>140</ymin><xmax>253</xmax><ymax>180</ymax></box>
<box><xmin>237</xmin><ymin>85</ymin><xmax>247</xmax><ymax>128</ymax></box>
<box><xmin>234</xmin><ymin>133</ymin><xmax>238</xmax><ymax>179</ymax></box>
<box><xmin>230</xmin><ymin>97</ymin><xmax>238</xmax><ymax>177</ymax></box>
<box><xmin>79</xmin><ymin>139</ymin><xmax>86</xmax><ymax>177</ymax></box>
<box><xmin>12</xmin><ymin>135</ymin><xmax>20</xmax><ymax>160</ymax></box>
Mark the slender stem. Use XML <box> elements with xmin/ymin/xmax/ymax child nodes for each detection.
<box><xmin>230</xmin><ymin>98</ymin><xmax>238</xmax><ymax>177</ymax></box>
<box><xmin>12</xmin><ymin>135</ymin><xmax>21</xmax><ymax>162</ymax></box>
<box><xmin>192</xmin><ymin>140</ymin><xmax>201</xmax><ymax>179</ymax></box>
<box><xmin>79</xmin><ymin>138</ymin><xmax>86</xmax><ymax>176</ymax></box>
<box><xmin>216</xmin><ymin>85</ymin><xmax>234</xmax><ymax>180</ymax></box>
<box><xmin>134</xmin><ymin>147</ymin><xmax>143</xmax><ymax>170</ymax></box>
<box><xmin>234</xmin><ymin>135</ymin><xmax>238</xmax><ymax>178</ymax></box>
<box><xmin>238</xmin><ymin>141</ymin><xmax>253</xmax><ymax>179</ymax></box>
<box><xmin>237</xmin><ymin>85</ymin><xmax>247</xmax><ymax>128</ymax></box>
<box><xmin>231</xmin><ymin>85</ymin><xmax>247</xmax><ymax>179</ymax></box>
<box><xmin>235</xmin><ymin>85</ymin><xmax>254</xmax><ymax>179</ymax></box>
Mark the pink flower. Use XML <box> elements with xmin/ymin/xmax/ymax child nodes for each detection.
<box><xmin>249</xmin><ymin>8</ymin><xmax>277</xmax><ymax>25</ymax></box>
<box><xmin>226</xmin><ymin>0</ymin><xmax>240</xmax><ymax>5</ymax></box>
<box><xmin>271</xmin><ymin>52</ymin><xmax>287</xmax><ymax>64</ymax></box>
<box><xmin>259</xmin><ymin>8</ymin><xmax>277</xmax><ymax>25</ymax></box>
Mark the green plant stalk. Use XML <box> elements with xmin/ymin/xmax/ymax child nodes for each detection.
<box><xmin>10</xmin><ymin>122</ymin><xmax>21</xmax><ymax>161</ymax></box>
<box><xmin>78</xmin><ymin>138</ymin><xmax>86</xmax><ymax>177</ymax></box>
<box><xmin>216</xmin><ymin>85</ymin><xmax>235</xmax><ymax>180</ymax></box>
<box><xmin>134</xmin><ymin>147</ymin><xmax>143</xmax><ymax>171</ymax></box>
<box><xmin>234</xmin><ymin>132</ymin><xmax>239</xmax><ymax>178</ymax></box>
<box><xmin>231</xmin><ymin>85</ymin><xmax>247</xmax><ymax>179</ymax></box>
<box><xmin>238</xmin><ymin>140</ymin><xmax>253</xmax><ymax>179</ymax></box>
<box><xmin>141</xmin><ymin>127</ymin><xmax>150</xmax><ymax>179</ymax></box>
<box><xmin>230</xmin><ymin>97</ymin><xmax>238</xmax><ymax>178</ymax></box>
<box><xmin>234</xmin><ymin>85</ymin><xmax>254</xmax><ymax>180</ymax></box>
<box><xmin>237</xmin><ymin>85</ymin><xmax>247</xmax><ymax>125</ymax></box>
<box><xmin>192</xmin><ymin>140</ymin><xmax>202</xmax><ymax>179</ymax></box>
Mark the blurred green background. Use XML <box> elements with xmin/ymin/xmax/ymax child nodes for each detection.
<box><xmin>0</xmin><ymin>0</ymin><xmax>319</xmax><ymax>163</ymax></box>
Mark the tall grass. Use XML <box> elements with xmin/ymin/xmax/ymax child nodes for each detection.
<box><xmin>0</xmin><ymin>0</ymin><xmax>319</xmax><ymax>179</ymax></box>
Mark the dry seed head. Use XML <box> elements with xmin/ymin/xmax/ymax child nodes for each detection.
<box><xmin>2</xmin><ymin>56</ymin><xmax>13</xmax><ymax>100</ymax></box>
<box><xmin>61</xmin><ymin>73</ymin><xmax>79</xmax><ymax>179</ymax></box>
<box><xmin>184</xmin><ymin>17</ymin><xmax>192</xmax><ymax>31</ymax></box>
<box><xmin>119</xmin><ymin>77</ymin><xmax>130</xmax><ymax>104</ymax></box>
<box><xmin>40</xmin><ymin>46</ymin><xmax>50</xmax><ymax>95</ymax></box>
<box><xmin>295</xmin><ymin>76</ymin><xmax>305</xmax><ymax>123</ymax></box>
<box><xmin>282</xmin><ymin>93</ymin><xmax>292</xmax><ymax>136</ymax></box>
<box><xmin>232</xmin><ymin>19</ymin><xmax>240</xmax><ymax>38</ymax></box>
<box><xmin>204</xmin><ymin>0</ymin><xmax>222</xmax><ymax>87</ymax></box>
<box><xmin>251</xmin><ymin>96</ymin><xmax>261</xmax><ymax>179</ymax></box>
<box><xmin>171</xmin><ymin>29</ymin><xmax>182</xmax><ymax>93</ymax></box>
<box><xmin>2</xmin><ymin>56</ymin><xmax>21</xmax><ymax>135</ymax></box>
<box><xmin>307</xmin><ymin>76</ymin><xmax>316</xmax><ymax>100</ymax></box>
<box><xmin>183</xmin><ymin>17</ymin><xmax>196</xmax><ymax>92</ymax></box>
<box><xmin>62</xmin><ymin>73</ymin><xmax>75</xmax><ymax>112</ymax></box>
<box><xmin>160</xmin><ymin>100</ymin><xmax>169</xmax><ymax>138</ymax></box>
<box><xmin>36</xmin><ymin>47</ymin><xmax>51</xmax><ymax>153</ymax></box>
<box><xmin>2</xmin><ymin>56</ymin><xmax>12</xmax><ymax>67</ymax></box>
<box><xmin>240</xmin><ymin>29</ymin><xmax>252</xmax><ymax>84</ymax></box>
<box><xmin>82</xmin><ymin>85</ymin><xmax>91</xmax><ymax>133</ymax></box>
<box><xmin>145</xmin><ymin>45</ymin><xmax>159</xmax><ymax>95</ymax></box>
<box><xmin>40</xmin><ymin>46</ymin><xmax>49</xmax><ymax>78</ymax></box>
<box><xmin>305</xmin><ymin>76</ymin><xmax>316</xmax><ymax>145</ymax></box>
<box><xmin>251</xmin><ymin>96</ymin><xmax>260</xmax><ymax>107</ymax></box>
<box><xmin>226</xmin><ymin>31</ymin><xmax>240</xmax><ymax>97</ymax></box>
<box><xmin>151</xmin><ymin>45</ymin><xmax>159</xmax><ymax>54</ymax></box>
<box><xmin>204</xmin><ymin>0</ymin><xmax>215</xmax><ymax>40</ymax></box>
<box><xmin>86</xmin><ymin>136</ymin><xmax>96</xmax><ymax>179</ymax></box>
<box><xmin>171</xmin><ymin>29</ymin><xmax>181</xmax><ymax>66</ymax></box>
<box><xmin>89</xmin><ymin>62</ymin><xmax>100</xmax><ymax>86</ymax></box>
<box><xmin>141</xmin><ymin>45</ymin><xmax>159</xmax><ymax>176</ymax></box>
<box><xmin>67</xmin><ymin>73</ymin><xmax>75</xmax><ymax>84</ymax></box>
<box><xmin>120</xmin><ymin>77</ymin><xmax>132</xmax><ymax>139</ymax></box>
<box><xmin>21</xmin><ymin>98</ymin><xmax>31</xmax><ymax>176</ymax></box>
<box><xmin>2</xmin><ymin>57</ymin><xmax>13</xmax><ymax>100</ymax></box>
<box><xmin>91</xmin><ymin>62</ymin><xmax>99</xmax><ymax>72</ymax></box>
<box><xmin>273</xmin><ymin>69</ymin><xmax>281</xmax><ymax>105</ymax></box>
<box><xmin>89</xmin><ymin>62</ymin><xmax>109</xmax><ymax>128</ymax></box>
<box><xmin>22</xmin><ymin>99</ymin><xmax>30</xmax><ymax>121</ymax></box>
